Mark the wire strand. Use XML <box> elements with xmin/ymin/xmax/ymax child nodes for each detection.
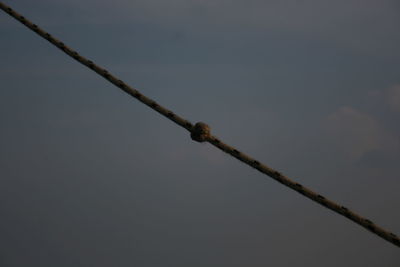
<box><xmin>0</xmin><ymin>1</ymin><xmax>399</xmax><ymax>248</ymax></box>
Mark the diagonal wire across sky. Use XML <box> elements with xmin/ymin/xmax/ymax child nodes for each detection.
<box><xmin>0</xmin><ymin>1</ymin><xmax>399</xmax><ymax>248</ymax></box>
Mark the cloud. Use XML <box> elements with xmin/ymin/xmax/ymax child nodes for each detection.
<box><xmin>324</xmin><ymin>106</ymin><xmax>398</xmax><ymax>161</ymax></box>
<box><xmin>367</xmin><ymin>84</ymin><xmax>400</xmax><ymax>113</ymax></box>
<box><xmin>387</xmin><ymin>85</ymin><xmax>400</xmax><ymax>112</ymax></box>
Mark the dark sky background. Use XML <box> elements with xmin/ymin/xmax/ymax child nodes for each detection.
<box><xmin>1</xmin><ymin>0</ymin><xmax>400</xmax><ymax>266</ymax></box>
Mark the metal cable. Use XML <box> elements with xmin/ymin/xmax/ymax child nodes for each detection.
<box><xmin>1</xmin><ymin>1</ymin><xmax>399</xmax><ymax>248</ymax></box>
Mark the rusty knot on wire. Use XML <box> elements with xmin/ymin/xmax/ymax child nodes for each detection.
<box><xmin>190</xmin><ymin>122</ymin><xmax>210</xmax><ymax>142</ymax></box>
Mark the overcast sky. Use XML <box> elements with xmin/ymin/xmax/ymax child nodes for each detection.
<box><xmin>1</xmin><ymin>1</ymin><xmax>399</xmax><ymax>266</ymax></box>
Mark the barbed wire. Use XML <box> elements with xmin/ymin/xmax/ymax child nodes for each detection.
<box><xmin>0</xmin><ymin>1</ymin><xmax>399</xmax><ymax>248</ymax></box>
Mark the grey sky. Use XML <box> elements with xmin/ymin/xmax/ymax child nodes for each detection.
<box><xmin>1</xmin><ymin>1</ymin><xmax>399</xmax><ymax>266</ymax></box>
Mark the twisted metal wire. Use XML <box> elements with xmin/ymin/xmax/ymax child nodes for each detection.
<box><xmin>1</xmin><ymin>1</ymin><xmax>399</xmax><ymax>248</ymax></box>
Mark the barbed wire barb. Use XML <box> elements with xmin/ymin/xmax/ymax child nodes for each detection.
<box><xmin>0</xmin><ymin>1</ymin><xmax>399</xmax><ymax>248</ymax></box>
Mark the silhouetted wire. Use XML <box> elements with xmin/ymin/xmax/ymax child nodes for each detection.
<box><xmin>0</xmin><ymin>1</ymin><xmax>399</xmax><ymax>248</ymax></box>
